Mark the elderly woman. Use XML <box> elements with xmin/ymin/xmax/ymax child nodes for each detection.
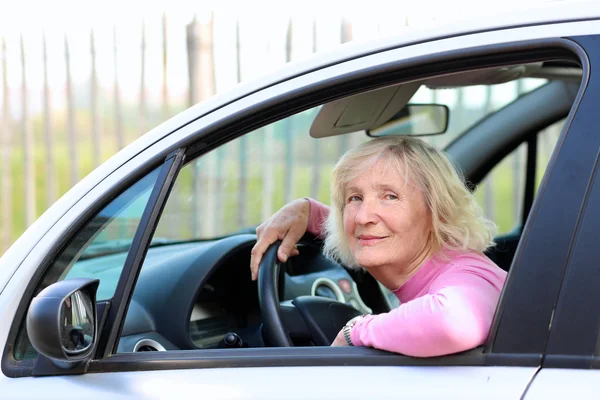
<box><xmin>250</xmin><ymin>136</ymin><xmax>507</xmax><ymax>357</ymax></box>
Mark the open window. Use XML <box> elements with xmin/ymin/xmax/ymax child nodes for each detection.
<box><xmin>117</xmin><ymin>56</ymin><xmax>581</xmax><ymax>355</ymax></box>
<box><xmin>475</xmin><ymin>118</ymin><xmax>565</xmax><ymax>270</ymax></box>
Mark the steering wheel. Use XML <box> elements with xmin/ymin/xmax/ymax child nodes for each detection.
<box><xmin>258</xmin><ymin>241</ymin><xmax>362</xmax><ymax>347</ymax></box>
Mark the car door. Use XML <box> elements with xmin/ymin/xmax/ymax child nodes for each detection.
<box><xmin>1</xmin><ymin>20</ymin><xmax>598</xmax><ymax>400</ymax></box>
<box><xmin>523</xmin><ymin>36</ymin><xmax>600</xmax><ymax>398</ymax></box>
<box><xmin>523</xmin><ymin>151</ymin><xmax>600</xmax><ymax>399</ymax></box>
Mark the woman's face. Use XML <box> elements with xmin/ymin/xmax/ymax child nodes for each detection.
<box><xmin>343</xmin><ymin>158</ymin><xmax>433</xmax><ymax>272</ymax></box>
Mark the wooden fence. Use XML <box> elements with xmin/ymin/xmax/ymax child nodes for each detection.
<box><xmin>0</xmin><ymin>13</ymin><xmax>561</xmax><ymax>253</ymax></box>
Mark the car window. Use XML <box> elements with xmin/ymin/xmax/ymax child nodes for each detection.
<box><xmin>474</xmin><ymin>118</ymin><xmax>564</xmax><ymax>235</ymax></box>
<box><xmin>118</xmin><ymin>74</ymin><xmax>557</xmax><ymax>352</ymax></box>
<box><xmin>12</xmin><ymin>167</ymin><xmax>161</xmax><ymax>361</ymax></box>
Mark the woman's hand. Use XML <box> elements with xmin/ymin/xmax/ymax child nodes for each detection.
<box><xmin>331</xmin><ymin>329</ymin><xmax>350</xmax><ymax>346</ymax></box>
<box><xmin>250</xmin><ymin>198</ymin><xmax>311</xmax><ymax>281</ymax></box>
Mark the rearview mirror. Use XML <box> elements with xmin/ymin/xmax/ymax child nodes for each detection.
<box><xmin>27</xmin><ymin>278</ymin><xmax>99</xmax><ymax>368</ymax></box>
<box><xmin>368</xmin><ymin>104</ymin><xmax>449</xmax><ymax>137</ymax></box>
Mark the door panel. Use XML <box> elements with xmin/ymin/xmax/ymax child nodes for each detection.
<box><xmin>0</xmin><ymin>366</ymin><xmax>537</xmax><ymax>400</ymax></box>
<box><xmin>524</xmin><ymin>369</ymin><xmax>599</xmax><ymax>400</ymax></box>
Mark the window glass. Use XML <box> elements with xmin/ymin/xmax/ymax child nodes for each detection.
<box><xmin>13</xmin><ymin>167</ymin><xmax>161</xmax><ymax>361</ymax></box>
<box><xmin>50</xmin><ymin>168</ymin><xmax>161</xmax><ymax>300</ymax></box>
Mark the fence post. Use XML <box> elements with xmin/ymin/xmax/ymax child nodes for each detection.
<box><xmin>161</xmin><ymin>13</ymin><xmax>180</xmax><ymax>238</ymax></box>
<box><xmin>186</xmin><ymin>14</ymin><xmax>216</xmax><ymax>237</ymax></box>
<box><xmin>42</xmin><ymin>32</ymin><xmax>56</xmax><ymax>207</ymax></box>
<box><xmin>21</xmin><ymin>34</ymin><xmax>35</xmax><ymax>228</ymax></box>
<box><xmin>236</xmin><ymin>20</ymin><xmax>247</xmax><ymax>229</ymax></box>
<box><xmin>1</xmin><ymin>37</ymin><xmax>12</xmax><ymax>251</ymax></box>
<box><xmin>90</xmin><ymin>29</ymin><xmax>101</xmax><ymax>168</ymax></box>
<box><xmin>65</xmin><ymin>35</ymin><xmax>78</xmax><ymax>188</ymax></box>
<box><xmin>139</xmin><ymin>18</ymin><xmax>147</xmax><ymax>137</ymax></box>
<box><xmin>113</xmin><ymin>26</ymin><xmax>124</xmax><ymax>150</ymax></box>
<box><xmin>337</xmin><ymin>19</ymin><xmax>352</xmax><ymax>157</ymax></box>
<box><xmin>283</xmin><ymin>19</ymin><xmax>294</xmax><ymax>204</ymax></box>
<box><xmin>310</xmin><ymin>19</ymin><xmax>321</xmax><ymax>201</ymax></box>
<box><xmin>162</xmin><ymin>13</ymin><xmax>169</xmax><ymax>120</ymax></box>
<box><xmin>261</xmin><ymin>122</ymin><xmax>275</xmax><ymax>221</ymax></box>
<box><xmin>187</xmin><ymin>17</ymin><xmax>200</xmax><ymax>238</ymax></box>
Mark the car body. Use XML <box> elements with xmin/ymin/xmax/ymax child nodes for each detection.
<box><xmin>2</xmin><ymin>2</ymin><xmax>600</xmax><ymax>398</ymax></box>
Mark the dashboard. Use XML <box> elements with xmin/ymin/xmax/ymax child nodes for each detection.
<box><xmin>116</xmin><ymin>234</ymin><xmax>378</xmax><ymax>353</ymax></box>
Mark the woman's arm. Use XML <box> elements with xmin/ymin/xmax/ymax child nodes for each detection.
<box><xmin>250</xmin><ymin>198</ymin><xmax>330</xmax><ymax>280</ymax></box>
<box><xmin>306</xmin><ymin>198</ymin><xmax>330</xmax><ymax>238</ymax></box>
<box><xmin>349</xmin><ymin>272</ymin><xmax>501</xmax><ymax>357</ymax></box>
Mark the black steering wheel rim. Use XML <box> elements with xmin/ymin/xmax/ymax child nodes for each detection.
<box><xmin>257</xmin><ymin>241</ymin><xmax>293</xmax><ymax>347</ymax></box>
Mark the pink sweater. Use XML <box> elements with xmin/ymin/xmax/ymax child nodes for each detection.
<box><xmin>306</xmin><ymin>198</ymin><xmax>507</xmax><ymax>357</ymax></box>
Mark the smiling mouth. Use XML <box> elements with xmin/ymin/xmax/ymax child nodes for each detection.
<box><xmin>357</xmin><ymin>235</ymin><xmax>387</xmax><ymax>245</ymax></box>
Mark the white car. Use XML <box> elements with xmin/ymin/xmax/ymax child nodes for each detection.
<box><xmin>2</xmin><ymin>3</ymin><xmax>600</xmax><ymax>399</ymax></box>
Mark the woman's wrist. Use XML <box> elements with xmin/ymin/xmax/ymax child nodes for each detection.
<box><xmin>343</xmin><ymin>315</ymin><xmax>366</xmax><ymax>346</ymax></box>
<box><xmin>305</xmin><ymin>198</ymin><xmax>329</xmax><ymax>238</ymax></box>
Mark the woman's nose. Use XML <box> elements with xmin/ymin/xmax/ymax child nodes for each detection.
<box><xmin>355</xmin><ymin>200</ymin><xmax>379</xmax><ymax>225</ymax></box>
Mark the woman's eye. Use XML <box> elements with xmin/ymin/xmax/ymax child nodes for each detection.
<box><xmin>385</xmin><ymin>194</ymin><xmax>398</xmax><ymax>200</ymax></box>
<box><xmin>347</xmin><ymin>195</ymin><xmax>361</xmax><ymax>202</ymax></box>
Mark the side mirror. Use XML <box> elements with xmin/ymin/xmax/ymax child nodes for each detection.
<box><xmin>26</xmin><ymin>278</ymin><xmax>99</xmax><ymax>368</ymax></box>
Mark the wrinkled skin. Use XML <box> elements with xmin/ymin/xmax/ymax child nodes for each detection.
<box><xmin>250</xmin><ymin>198</ymin><xmax>310</xmax><ymax>281</ymax></box>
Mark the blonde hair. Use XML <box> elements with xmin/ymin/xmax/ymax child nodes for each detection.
<box><xmin>323</xmin><ymin>136</ymin><xmax>496</xmax><ymax>268</ymax></box>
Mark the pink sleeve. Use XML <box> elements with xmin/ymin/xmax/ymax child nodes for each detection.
<box><xmin>350</xmin><ymin>271</ymin><xmax>501</xmax><ymax>357</ymax></box>
<box><xmin>305</xmin><ymin>198</ymin><xmax>330</xmax><ymax>239</ymax></box>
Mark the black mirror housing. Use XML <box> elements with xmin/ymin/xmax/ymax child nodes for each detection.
<box><xmin>26</xmin><ymin>278</ymin><xmax>99</xmax><ymax>366</ymax></box>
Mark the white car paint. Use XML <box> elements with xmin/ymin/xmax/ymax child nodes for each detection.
<box><xmin>0</xmin><ymin>4</ymin><xmax>599</xmax><ymax>398</ymax></box>
<box><xmin>2</xmin><ymin>366</ymin><xmax>537</xmax><ymax>399</ymax></box>
<box><xmin>524</xmin><ymin>369</ymin><xmax>600</xmax><ymax>399</ymax></box>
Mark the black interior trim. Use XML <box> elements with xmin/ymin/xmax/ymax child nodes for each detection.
<box><xmin>523</xmin><ymin>135</ymin><xmax>538</xmax><ymax>226</ymax></box>
<box><xmin>545</xmin><ymin>355</ymin><xmax>593</xmax><ymax>369</ymax></box>
<box><xmin>87</xmin><ymin>346</ymin><xmax>488</xmax><ymax>373</ymax></box>
<box><xmin>589</xmin><ymin>357</ymin><xmax>600</xmax><ymax>369</ymax></box>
